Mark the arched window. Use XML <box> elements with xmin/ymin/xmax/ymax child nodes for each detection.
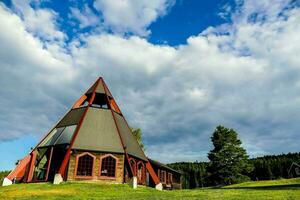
<box><xmin>167</xmin><ymin>173</ymin><xmax>173</xmax><ymax>184</ymax></box>
<box><xmin>130</xmin><ymin>158</ymin><xmax>136</xmax><ymax>176</ymax></box>
<box><xmin>137</xmin><ymin>162</ymin><xmax>144</xmax><ymax>183</ymax></box>
<box><xmin>100</xmin><ymin>155</ymin><xmax>117</xmax><ymax>177</ymax></box>
<box><xmin>159</xmin><ymin>170</ymin><xmax>166</xmax><ymax>183</ymax></box>
<box><xmin>76</xmin><ymin>153</ymin><xmax>95</xmax><ymax>177</ymax></box>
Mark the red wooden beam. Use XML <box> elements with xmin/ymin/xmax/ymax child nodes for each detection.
<box><xmin>26</xmin><ymin>150</ymin><xmax>37</xmax><ymax>182</ymax></box>
<box><xmin>101</xmin><ymin>78</ymin><xmax>135</xmax><ymax>180</ymax></box>
<box><xmin>58</xmin><ymin>78</ymin><xmax>101</xmax><ymax>178</ymax></box>
<box><xmin>6</xmin><ymin>154</ymin><xmax>31</xmax><ymax>181</ymax></box>
<box><xmin>45</xmin><ymin>147</ymin><xmax>54</xmax><ymax>181</ymax></box>
<box><xmin>72</xmin><ymin>94</ymin><xmax>87</xmax><ymax>109</ymax></box>
<box><xmin>146</xmin><ymin>162</ymin><xmax>160</xmax><ymax>185</ymax></box>
<box><xmin>102</xmin><ymin>78</ymin><xmax>160</xmax><ymax>185</ymax></box>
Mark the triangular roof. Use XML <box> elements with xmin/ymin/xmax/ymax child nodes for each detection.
<box><xmin>37</xmin><ymin>77</ymin><xmax>147</xmax><ymax>161</ymax></box>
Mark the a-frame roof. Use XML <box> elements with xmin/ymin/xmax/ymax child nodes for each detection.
<box><xmin>38</xmin><ymin>77</ymin><xmax>147</xmax><ymax>161</ymax></box>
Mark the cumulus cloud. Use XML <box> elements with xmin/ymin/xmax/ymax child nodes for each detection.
<box><xmin>12</xmin><ymin>0</ymin><xmax>65</xmax><ymax>41</ymax></box>
<box><xmin>0</xmin><ymin>3</ymin><xmax>76</xmax><ymax>141</ymax></box>
<box><xmin>93</xmin><ymin>0</ymin><xmax>175</xmax><ymax>36</ymax></box>
<box><xmin>0</xmin><ymin>0</ymin><xmax>300</xmax><ymax>164</ymax></box>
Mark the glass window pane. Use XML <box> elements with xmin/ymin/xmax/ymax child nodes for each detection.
<box><xmin>55</xmin><ymin>125</ymin><xmax>77</xmax><ymax>145</ymax></box>
<box><xmin>39</xmin><ymin>127</ymin><xmax>65</xmax><ymax>147</ymax></box>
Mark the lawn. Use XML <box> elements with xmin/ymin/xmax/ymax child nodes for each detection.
<box><xmin>0</xmin><ymin>178</ymin><xmax>299</xmax><ymax>200</ymax></box>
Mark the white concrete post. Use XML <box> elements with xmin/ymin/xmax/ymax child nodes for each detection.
<box><xmin>131</xmin><ymin>176</ymin><xmax>137</xmax><ymax>189</ymax></box>
<box><xmin>155</xmin><ymin>183</ymin><xmax>163</xmax><ymax>191</ymax></box>
<box><xmin>2</xmin><ymin>178</ymin><xmax>12</xmax><ymax>186</ymax></box>
<box><xmin>53</xmin><ymin>173</ymin><xmax>63</xmax><ymax>185</ymax></box>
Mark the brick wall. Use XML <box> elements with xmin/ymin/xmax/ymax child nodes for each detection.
<box><xmin>67</xmin><ymin>150</ymin><xmax>124</xmax><ymax>183</ymax></box>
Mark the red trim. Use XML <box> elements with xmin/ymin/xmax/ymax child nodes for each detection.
<box><xmin>102</xmin><ymin>78</ymin><xmax>160</xmax><ymax>184</ymax></box>
<box><xmin>102</xmin><ymin>80</ymin><xmax>148</xmax><ymax>159</ymax></box>
<box><xmin>58</xmin><ymin>78</ymin><xmax>101</xmax><ymax>178</ymax></box>
<box><xmin>101</xmin><ymin>78</ymin><xmax>135</xmax><ymax>179</ymax></box>
<box><xmin>6</xmin><ymin>154</ymin><xmax>31</xmax><ymax>181</ymax></box>
<box><xmin>129</xmin><ymin>158</ymin><xmax>136</xmax><ymax>176</ymax></box>
<box><xmin>72</xmin><ymin>95</ymin><xmax>87</xmax><ymax>109</ymax></box>
<box><xmin>74</xmin><ymin>152</ymin><xmax>96</xmax><ymax>179</ymax></box>
<box><xmin>26</xmin><ymin>150</ymin><xmax>37</xmax><ymax>182</ymax></box>
<box><xmin>98</xmin><ymin>154</ymin><xmax>118</xmax><ymax>180</ymax></box>
<box><xmin>137</xmin><ymin>161</ymin><xmax>145</xmax><ymax>184</ymax></box>
<box><xmin>45</xmin><ymin>147</ymin><xmax>53</xmax><ymax>181</ymax></box>
<box><xmin>146</xmin><ymin>162</ymin><xmax>160</xmax><ymax>185</ymax></box>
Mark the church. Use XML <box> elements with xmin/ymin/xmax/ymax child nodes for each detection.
<box><xmin>2</xmin><ymin>77</ymin><xmax>181</xmax><ymax>190</ymax></box>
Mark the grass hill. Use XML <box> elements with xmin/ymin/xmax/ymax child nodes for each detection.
<box><xmin>0</xmin><ymin>178</ymin><xmax>299</xmax><ymax>200</ymax></box>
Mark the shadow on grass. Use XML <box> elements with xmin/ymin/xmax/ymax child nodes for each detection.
<box><xmin>215</xmin><ymin>184</ymin><xmax>300</xmax><ymax>190</ymax></box>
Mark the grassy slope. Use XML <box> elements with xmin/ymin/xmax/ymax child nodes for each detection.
<box><xmin>0</xmin><ymin>178</ymin><xmax>299</xmax><ymax>200</ymax></box>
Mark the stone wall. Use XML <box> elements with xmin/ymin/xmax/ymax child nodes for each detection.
<box><xmin>67</xmin><ymin>150</ymin><xmax>124</xmax><ymax>183</ymax></box>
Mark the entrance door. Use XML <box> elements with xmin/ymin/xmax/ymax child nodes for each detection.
<box><xmin>47</xmin><ymin>146</ymin><xmax>68</xmax><ymax>181</ymax></box>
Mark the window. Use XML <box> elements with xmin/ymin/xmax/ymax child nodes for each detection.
<box><xmin>55</xmin><ymin>125</ymin><xmax>77</xmax><ymax>145</ymax></box>
<box><xmin>76</xmin><ymin>153</ymin><xmax>94</xmax><ymax>177</ymax></box>
<box><xmin>33</xmin><ymin>148</ymin><xmax>52</xmax><ymax>181</ymax></box>
<box><xmin>39</xmin><ymin>127</ymin><xmax>65</xmax><ymax>147</ymax></box>
<box><xmin>137</xmin><ymin>162</ymin><xmax>144</xmax><ymax>183</ymax></box>
<box><xmin>159</xmin><ymin>170</ymin><xmax>166</xmax><ymax>183</ymax></box>
<box><xmin>91</xmin><ymin>93</ymin><xmax>109</xmax><ymax>109</ymax></box>
<box><xmin>167</xmin><ymin>173</ymin><xmax>173</xmax><ymax>184</ymax></box>
<box><xmin>38</xmin><ymin>125</ymin><xmax>77</xmax><ymax>147</ymax></box>
<box><xmin>130</xmin><ymin>159</ymin><xmax>136</xmax><ymax>175</ymax></box>
<box><xmin>100</xmin><ymin>155</ymin><xmax>117</xmax><ymax>177</ymax></box>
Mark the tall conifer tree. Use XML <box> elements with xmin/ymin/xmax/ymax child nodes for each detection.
<box><xmin>208</xmin><ymin>125</ymin><xmax>253</xmax><ymax>185</ymax></box>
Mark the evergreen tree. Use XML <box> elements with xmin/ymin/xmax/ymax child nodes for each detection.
<box><xmin>130</xmin><ymin>128</ymin><xmax>145</xmax><ymax>150</ymax></box>
<box><xmin>208</xmin><ymin>125</ymin><xmax>253</xmax><ymax>185</ymax></box>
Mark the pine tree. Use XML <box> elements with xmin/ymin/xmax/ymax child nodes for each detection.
<box><xmin>208</xmin><ymin>125</ymin><xmax>253</xmax><ymax>185</ymax></box>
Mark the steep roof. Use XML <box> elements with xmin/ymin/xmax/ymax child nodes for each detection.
<box><xmin>37</xmin><ymin>77</ymin><xmax>147</xmax><ymax>161</ymax></box>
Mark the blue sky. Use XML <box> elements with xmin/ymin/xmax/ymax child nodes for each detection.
<box><xmin>0</xmin><ymin>0</ymin><xmax>300</xmax><ymax>171</ymax></box>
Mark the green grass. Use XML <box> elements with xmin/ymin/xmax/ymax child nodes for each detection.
<box><xmin>0</xmin><ymin>178</ymin><xmax>299</xmax><ymax>200</ymax></box>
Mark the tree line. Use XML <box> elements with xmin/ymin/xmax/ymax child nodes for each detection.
<box><xmin>133</xmin><ymin>125</ymin><xmax>300</xmax><ymax>188</ymax></box>
<box><xmin>168</xmin><ymin>152</ymin><xmax>300</xmax><ymax>189</ymax></box>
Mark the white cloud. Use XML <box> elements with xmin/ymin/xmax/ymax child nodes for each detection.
<box><xmin>0</xmin><ymin>3</ymin><xmax>76</xmax><ymax>141</ymax></box>
<box><xmin>12</xmin><ymin>0</ymin><xmax>65</xmax><ymax>41</ymax></box>
<box><xmin>70</xmin><ymin>4</ymin><xmax>99</xmax><ymax>28</ymax></box>
<box><xmin>0</xmin><ymin>0</ymin><xmax>300</xmax><ymax>164</ymax></box>
<box><xmin>93</xmin><ymin>0</ymin><xmax>175</xmax><ymax>36</ymax></box>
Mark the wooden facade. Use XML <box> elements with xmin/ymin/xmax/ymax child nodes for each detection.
<box><xmin>148</xmin><ymin>159</ymin><xmax>182</xmax><ymax>189</ymax></box>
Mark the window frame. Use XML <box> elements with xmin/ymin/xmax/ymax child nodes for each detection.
<box><xmin>167</xmin><ymin>172</ymin><xmax>173</xmax><ymax>184</ymax></box>
<box><xmin>137</xmin><ymin>161</ymin><xmax>145</xmax><ymax>184</ymax></box>
<box><xmin>159</xmin><ymin>170</ymin><xmax>167</xmax><ymax>183</ymax></box>
<box><xmin>129</xmin><ymin>158</ymin><xmax>136</xmax><ymax>176</ymax></box>
<box><xmin>74</xmin><ymin>152</ymin><xmax>95</xmax><ymax>179</ymax></box>
<box><xmin>99</xmin><ymin>154</ymin><xmax>118</xmax><ymax>180</ymax></box>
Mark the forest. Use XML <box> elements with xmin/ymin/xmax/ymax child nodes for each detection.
<box><xmin>168</xmin><ymin>152</ymin><xmax>300</xmax><ymax>189</ymax></box>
